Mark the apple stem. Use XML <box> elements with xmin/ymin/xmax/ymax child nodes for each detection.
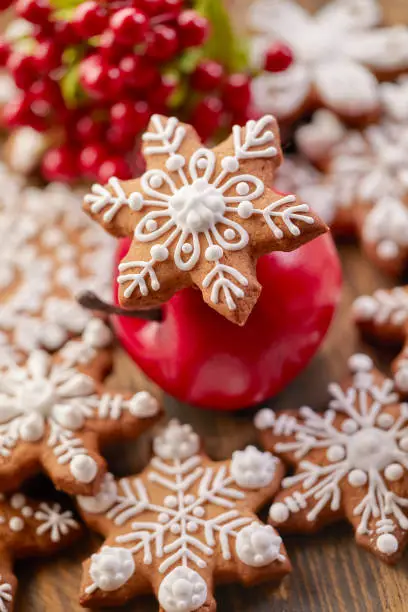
<box><xmin>77</xmin><ymin>291</ymin><xmax>162</xmax><ymax>321</ymax></box>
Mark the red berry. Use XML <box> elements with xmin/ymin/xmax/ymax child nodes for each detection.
<box><xmin>42</xmin><ymin>146</ymin><xmax>78</xmax><ymax>182</ymax></box>
<box><xmin>146</xmin><ymin>25</ymin><xmax>178</xmax><ymax>61</ymax></box>
<box><xmin>109</xmin><ymin>7</ymin><xmax>148</xmax><ymax>45</ymax></box>
<box><xmin>34</xmin><ymin>40</ymin><xmax>62</xmax><ymax>72</ymax></box>
<box><xmin>147</xmin><ymin>73</ymin><xmax>176</xmax><ymax>110</ymax></box>
<box><xmin>161</xmin><ymin>0</ymin><xmax>182</xmax><ymax>15</ymax></box>
<box><xmin>223</xmin><ymin>73</ymin><xmax>251</xmax><ymax>112</ymax></box>
<box><xmin>7</xmin><ymin>53</ymin><xmax>37</xmax><ymax>89</ymax></box>
<box><xmin>30</xmin><ymin>78</ymin><xmax>63</xmax><ymax>106</ymax></box>
<box><xmin>119</xmin><ymin>54</ymin><xmax>158</xmax><ymax>89</ymax></box>
<box><xmin>138</xmin><ymin>0</ymin><xmax>163</xmax><ymax>16</ymax></box>
<box><xmin>264</xmin><ymin>42</ymin><xmax>293</xmax><ymax>73</ymax></box>
<box><xmin>54</xmin><ymin>20</ymin><xmax>80</xmax><ymax>45</ymax></box>
<box><xmin>73</xmin><ymin>1</ymin><xmax>109</xmax><ymax>39</ymax></box>
<box><xmin>79</xmin><ymin>55</ymin><xmax>109</xmax><ymax>97</ymax></box>
<box><xmin>2</xmin><ymin>96</ymin><xmax>30</xmax><ymax>127</ymax></box>
<box><xmin>0</xmin><ymin>0</ymin><xmax>14</xmax><ymax>10</ymax></box>
<box><xmin>177</xmin><ymin>10</ymin><xmax>209</xmax><ymax>48</ymax></box>
<box><xmin>0</xmin><ymin>39</ymin><xmax>10</xmax><ymax>66</ymax></box>
<box><xmin>191</xmin><ymin>60</ymin><xmax>224</xmax><ymax>91</ymax></box>
<box><xmin>16</xmin><ymin>0</ymin><xmax>51</xmax><ymax>25</ymax></box>
<box><xmin>79</xmin><ymin>143</ymin><xmax>107</xmax><ymax>177</ymax></box>
<box><xmin>110</xmin><ymin>99</ymin><xmax>149</xmax><ymax>134</ymax></box>
<box><xmin>99</xmin><ymin>29</ymin><xmax>127</xmax><ymax>62</ymax></box>
<box><xmin>106</xmin><ymin>123</ymin><xmax>137</xmax><ymax>151</ymax></box>
<box><xmin>74</xmin><ymin>115</ymin><xmax>106</xmax><ymax>143</ymax></box>
<box><xmin>191</xmin><ymin>96</ymin><xmax>222</xmax><ymax>141</ymax></box>
<box><xmin>98</xmin><ymin>157</ymin><xmax>132</xmax><ymax>182</ymax></box>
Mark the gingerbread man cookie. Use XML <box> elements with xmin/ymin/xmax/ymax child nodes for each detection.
<box><xmin>83</xmin><ymin>114</ymin><xmax>327</xmax><ymax>325</ymax></box>
<box><xmin>0</xmin><ymin>325</ymin><xmax>162</xmax><ymax>496</ymax></box>
<box><xmin>77</xmin><ymin>420</ymin><xmax>291</xmax><ymax>610</ymax></box>
<box><xmin>0</xmin><ymin>489</ymin><xmax>81</xmax><ymax>612</ymax></box>
<box><xmin>255</xmin><ymin>354</ymin><xmax>408</xmax><ymax>564</ymax></box>
<box><xmin>296</xmin><ymin>81</ymin><xmax>408</xmax><ymax>275</ymax></box>
<box><xmin>250</xmin><ymin>0</ymin><xmax>408</xmax><ymax>124</ymax></box>
<box><xmin>0</xmin><ymin>178</ymin><xmax>114</xmax><ymax>366</ymax></box>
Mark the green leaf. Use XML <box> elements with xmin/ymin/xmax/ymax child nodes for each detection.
<box><xmin>49</xmin><ymin>0</ymin><xmax>83</xmax><ymax>9</ymax></box>
<box><xmin>193</xmin><ymin>0</ymin><xmax>249</xmax><ymax>72</ymax></box>
<box><xmin>60</xmin><ymin>63</ymin><xmax>85</xmax><ymax>107</ymax></box>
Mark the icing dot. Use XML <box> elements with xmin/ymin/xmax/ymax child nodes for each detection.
<box><xmin>352</xmin><ymin>296</ymin><xmax>378</xmax><ymax>321</ymax></box>
<box><xmin>254</xmin><ymin>408</ymin><xmax>275</xmax><ymax>430</ymax></box>
<box><xmin>0</xmin><ymin>516</ymin><xmax>5</xmax><ymax>524</ymax></box>
<box><xmin>10</xmin><ymin>493</ymin><xmax>26</xmax><ymax>509</ymax></box>
<box><xmin>171</xmin><ymin>523</ymin><xmax>181</xmax><ymax>534</ymax></box>
<box><xmin>9</xmin><ymin>516</ymin><xmax>24</xmax><ymax>532</ymax></box>
<box><xmin>377</xmin><ymin>533</ymin><xmax>398</xmax><ymax>555</ymax></box>
<box><xmin>395</xmin><ymin>367</ymin><xmax>408</xmax><ymax>392</ymax></box>
<box><xmin>166</xmin><ymin>154</ymin><xmax>185</xmax><ymax>172</ymax></box>
<box><xmin>237</xmin><ymin>201</ymin><xmax>253</xmax><ymax>219</ymax></box>
<box><xmin>197</xmin><ymin>158</ymin><xmax>208</xmax><ymax>170</ymax></box>
<box><xmin>377</xmin><ymin>413</ymin><xmax>395</xmax><ymax>429</ymax></box>
<box><xmin>128</xmin><ymin>192</ymin><xmax>143</xmax><ymax>211</ymax></box>
<box><xmin>187</xmin><ymin>520</ymin><xmax>198</xmax><ymax>533</ymax></box>
<box><xmin>326</xmin><ymin>444</ymin><xmax>346</xmax><ymax>462</ymax></box>
<box><xmin>236</xmin><ymin>182</ymin><xmax>250</xmax><ymax>196</ymax></box>
<box><xmin>221</xmin><ymin>156</ymin><xmax>239</xmax><ymax>173</ymax></box>
<box><xmin>205</xmin><ymin>245</ymin><xmax>223</xmax><ymax>261</ymax></box>
<box><xmin>348</xmin><ymin>354</ymin><xmax>373</xmax><ymax>373</ymax></box>
<box><xmin>224</xmin><ymin>228</ymin><xmax>236</xmax><ymax>241</ymax></box>
<box><xmin>22</xmin><ymin>506</ymin><xmax>33</xmax><ymax>518</ymax></box>
<box><xmin>150</xmin><ymin>244</ymin><xmax>169</xmax><ymax>262</ymax></box>
<box><xmin>384</xmin><ymin>463</ymin><xmax>404</xmax><ymax>482</ymax></box>
<box><xmin>193</xmin><ymin>506</ymin><xmax>205</xmax><ymax>518</ymax></box>
<box><xmin>182</xmin><ymin>243</ymin><xmax>193</xmax><ymax>254</ymax></box>
<box><xmin>269</xmin><ymin>503</ymin><xmax>289</xmax><ymax>524</ymax></box>
<box><xmin>164</xmin><ymin>496</ymin><xmax>178</xmax><ymax>508</ymax></box>
<box><xmin>341</xmin><ymin>418</ymin><xmax>358</xmax><ymax>434</ymax></box>
<box><xmin>348</xmin><ymin>469</ymin><xmax>368</xmax><ymax>487</ymax></box>
<box><xmin>158</xmin><ymin>512</ymin><xmax>170</xmax><ymax>524</ymax></box>
<box><xmin>150</xmin><ymin>175</ymin><xmax>163</xmax><ymax>189</ymax></box>
<box><xmin>70</xmin><ymin>454</ymin><xmax>98</xmax><ymax>483</ymax></box>
<box><xmin>377</xmin><ymin>240</ymin><xmax>399</xmax><ymax>260</ymax></box>
<box><xmin>146</xmin><ymin>219</ymin><xmax>158</xmax><ymax>232</ymax></box>
<box><xmin>184</xmin><ymin>495</ymin><xmax>195</xmax><ymax>505</ymax></box>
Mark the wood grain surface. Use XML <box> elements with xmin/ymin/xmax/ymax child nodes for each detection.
<box><xmin>11</xmin><ymin>0</ymin><xmax>408</xmax><ymax>611</ymax></box>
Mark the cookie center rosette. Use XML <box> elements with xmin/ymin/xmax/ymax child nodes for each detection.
<box><xmin>83</xmin><ymin>113</ymin><xmax>342</xmax><ymax>409</ymax></box>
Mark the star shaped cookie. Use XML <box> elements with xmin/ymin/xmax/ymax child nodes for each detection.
<box><xmin>256</xmin><ymin>354</ymin><xmax>408</xmax><ymax>564</ymax></box>
<box><xmin>77</xmin><ymin>420</ymin><xmax>291</xmax><ymax>610</ymax></box>
<box><xmin>83</xmin><ymin>113</ymin><xmax>327</xmax><ymax>325</ymax></box>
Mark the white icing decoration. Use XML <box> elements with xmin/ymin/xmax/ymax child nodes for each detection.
<box><xmin>230</xmin><ymin>446</ymin><xmax>277</xmax><ymax>489</ymax></box>
<box><xmin>87</xmin><ymin>546</ymin><xmax>135</xmax><ymax>593</ymax></box>
<box><xmin>395</xmin><ymin>363</ymin><xmax>408</xmax><ymax>393</ymax></box>
<box><xmin>0</xmin><ymin>578</ymin><xmax>12</xmax><ymax>612</ymax></box>
<box><xmin>158</xmin><ymin>567</ymin><xmax>207</xmax><ymax>612</ymax></box>
<box><xmin>80</xmin><ymin>114</ymin><xmax>316</xmax><ymax>312</ymax></box>
<box><xmin>353</xmin><ymin>287</ymin><xmax>408</xmax><ymax>327</ymax></box>
<box><xmin>153</xmin><ymin>420</ymin><xmax>200</xmax><ymax>460</ymax></box>
<box><xmin>254</xmin><ymin>408</ymin><xmax>275</xmax><ymax>430</ymax></box>
<box><xmin>10</xmin><ymin>494</ymin><xmax>25</xmax><ymax>509</ymax></box>
<box><xmin>128</xmin><ymin>392</ymin><xmax>160</xmax><ymax>418</ymax></box>
<box><xmin>9</xmin><ymin>517</ymin><xmax>24</xmax><ymax>532</ymax></box>
<box><xmin>84</xmin><ymin>421</ymin><xmax>282</xmax><ymax>601</ymax></box>
<box><xmin>77</xmin><ymin>473</ymin><xmax>118</xmax><ymax>514</ymax></box>
<box><xmin>34</xmin><ymin>502</ymin><xmax>79</xmax><ymax>542</ymax></box>
<box><xmin>82</xmin><ymin>319</ymin><xmax>113</xmax><ymax>349</ymax></box>
<box><xmin>235</xmin><ymin>522</ymin><xmax>285</xmax><ymax>566</ymax></box>
<box><xmin>262</xmin><ymin>354</ymin><xmax>408</xmax><ymax>552</ymax></box>
<box><xmin>70</xmin><ymin>455</ymin><xmax>98</xmax><ymax>484</ymax></box>
<box><xmin>362</xmin><ymin>196</ymin><xmax>408</xmax><ymax>261</ymax></box>
<box><xmin>249</xmin><ymin>0</ymin><xmax>408</xmax><ymax>119</ymax></box>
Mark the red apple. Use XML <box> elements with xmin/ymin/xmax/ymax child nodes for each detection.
<box><xmin>112</xmin><ymin>233</ymin><xmax>342</xmax><ymax>410</ymax></box>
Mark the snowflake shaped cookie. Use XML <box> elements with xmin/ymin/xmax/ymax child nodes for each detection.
<box><xmin>83</xmin><ymin>114</ymin><xmax>326</xmax><ymax>325</ymax></box>
<box><xmin>255</xmin><ymin>354</ymin><xmax>408</xmax><ymax>564</ymax></box>
<box><xmin>77</xmin><ymin>420</ymin><xmax>290</xmax><ymax>610</ymax></box>
<box><xmin>0</xmin><ymin>328</ymin><xmax>162</xmax><ymax>496</ymax></box>
<box><xmin>353</xmin><ymin>286</ymin><xmax>408</xmax><ymax>395</ymax></box>
<box><xmin>296</xmin><ymin>82</ymin><xmax>408</xmax><ymax>275</ymax></box>
<box><xmin>0</xmin><ymin>179</ymin><xmax>114</xmax><ymax>365</ymax></box>
<box><xmin>250</xmin><ymin>0</ymin><xmax>408</xmax><ymax>122</ymax></box>
<box><xmin>0</xmin><ymin>490</ymin><xmax>80</xmax><ymax>612</ymax></box>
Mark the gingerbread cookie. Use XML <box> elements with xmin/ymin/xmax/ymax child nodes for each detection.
<box><xmin>83</xmin><ymin>114</ymin><xmax>327</xmax><ymax>326</ymax></box>
<box><xmin>0</xmin><ymin>178</ymin><xmax>115</xmax><ymax>366</ymax></box>
<box><xmin>0</xmin><ymin>325</ymin><xmax>162</xmax><ymax>496</ymax></box>
<box><xmin>77</xmin><ymin>420</ymin><xmax>291</xmax><ymax>610</ymax></box>
<box><xmin>250</xmin><ymin>0</ymin><xmax>408</xmax><ymax>124</ymax></box>
<box><xmin>0</xmin><ymin>489</ymin><xmax>81</xmax><ymax>612</ymax></box>
<box><xmin>296</xmin><ymin>82</ymin><xmax>408</xmax><ymax>275</ymax></box>
<box><xmin>255</xmin><ymin>353</ymin><xmax>408</xmax><ymax>564</ymax></box>
<box><xmin>353</xmin><ymin>286</ymin><xmax>408</xmax><ymax>395</ymax></box>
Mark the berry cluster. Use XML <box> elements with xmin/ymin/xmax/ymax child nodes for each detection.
<box><xmin>0</xmin><ymin>0</ymin><xmax>253</xmax><ymax>183</ymax></box>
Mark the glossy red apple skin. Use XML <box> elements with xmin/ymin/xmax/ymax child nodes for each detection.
<box><xmin>112</xmin><ymin>233</ymin><xmax>342</xmax><ymax>410</ymax></box>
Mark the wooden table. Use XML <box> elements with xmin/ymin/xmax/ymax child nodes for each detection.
<box><xmin>12</xmin><ymin>1</ymin><xmax>408</xmax><ymax>610</ymax></box>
